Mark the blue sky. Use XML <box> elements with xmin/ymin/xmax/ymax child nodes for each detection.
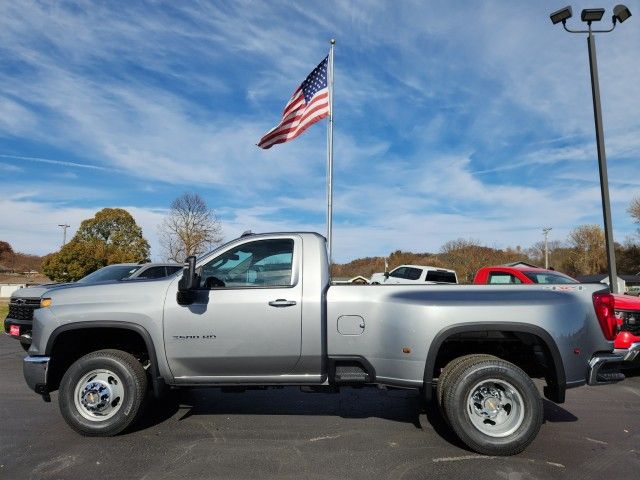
<box><xmin>1</xmin><ymin>1</ymin><xmax>639</xmax><ymax>262</ymax></box>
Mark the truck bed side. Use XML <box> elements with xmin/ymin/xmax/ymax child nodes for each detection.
<box><xmin>326</xmin><ymin>283</ymin><xmax>611</xmax><ymax>391</ymax></box>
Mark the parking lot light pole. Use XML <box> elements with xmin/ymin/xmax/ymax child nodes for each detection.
<box><xmin>543</xmin><ymin>227</ymin><xmax>552</xmax><ymax>269</ymax></box>
<box><xmin>587</xmin><ymin>27</ymin><xmax>618</xmax><ymax>293</ymax></box>
<box><xmin>58</xmin><ymin>223</ymin><xmax>70</xmax><ymax>247</ymax></box>
<box><xmin>549</xmin><ymin>5</ymin><xmax>632</xmax><ymax>293</ymax></box>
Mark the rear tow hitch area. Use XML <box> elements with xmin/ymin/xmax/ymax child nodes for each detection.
<box><xmin>588</xmin><ymin>352</ymin><xmax>626</xmax><ymax>385</ymax></box>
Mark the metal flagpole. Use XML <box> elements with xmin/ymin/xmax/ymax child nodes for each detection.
<box><xmin>327</xmin><ymin>39</ymin><xmax>335</xmax><ymax>269</ymax></box>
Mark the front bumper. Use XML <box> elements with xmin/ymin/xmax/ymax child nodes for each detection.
<box><xmin>614</xmin><ymin>342</ymin><xmax>640</xmax><ymax>363</ymax></box>
<box><xmin>4</xmin><ymin>316</ymin><xmax>33</xmax><ymax>345</ymax></box>
<box><xmin>23</xmin><ymin>356</ymin><xmax>50</xmax><ymax>395</ymax></box>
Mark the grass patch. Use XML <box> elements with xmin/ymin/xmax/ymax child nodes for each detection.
<box><xmin>0</xmin><ymin>301</ymin><xmax>8</xmax><ymax>332</ymax></box>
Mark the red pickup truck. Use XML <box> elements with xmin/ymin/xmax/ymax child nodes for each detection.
<box><xmin>474</xmin><ymin>265</ymin><xmax>640</xmax><ymax>359</ymax></box>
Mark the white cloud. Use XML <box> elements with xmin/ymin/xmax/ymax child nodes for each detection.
<box><xmin>1</xmin><ymin>1</ymin><xmax>639</xmax><ymax>265</ymax></box>
<box><xmin>0</xmin><ymin>196</ymin><xmax>167</xmax><ymax>259</ymax></box>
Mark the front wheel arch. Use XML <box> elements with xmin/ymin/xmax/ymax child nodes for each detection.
<box><xmin>45</xmin><ymin>322</ymin><xmax>163</xmax><ymax>397</ymax></box>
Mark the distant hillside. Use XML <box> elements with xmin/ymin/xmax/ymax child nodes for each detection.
<box><xmin>331</xmin><ymin>241</ymin><xmax>530</xmax><ymax>284</ymax></box>
<box><xmin>0</xmin><ymin>240</ymin><xmax>46</xmax><ymax>279</ymax></box>
<box><xmin>332</xmin><ymin>250</ymin><xmax>444</xmax><ymax>279</ymax></box>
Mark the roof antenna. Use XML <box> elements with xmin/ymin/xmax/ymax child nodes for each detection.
<box><xmin>241</xmin><ymin>230</ymin><xmax>253</xmax><ymax>237</ymax></box>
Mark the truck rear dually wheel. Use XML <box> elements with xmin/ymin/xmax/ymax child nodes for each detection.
<box><xmin>442</xmin><ymin>357</ymin><xmax>542</xmax><ymax>456</ymax></box>
<box><xmin>436</xmin><ymin>354</ymin><xmax>497</xmax><ymax>411</ymax></box>
<box><xmin>58</xmin><ymin>349</ymin><xmax>147</xmax><ymax>436</ymax></box>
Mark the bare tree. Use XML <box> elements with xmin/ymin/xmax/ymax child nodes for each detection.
<box><xmin>526</xmin><ymin>240</ymin><xmax>563</xmax><ymax>267</ymax></box>
<box><xmin>159</xmin><ymin>193</ymin><xmax>223</xmax><ymax>262</ymax></box>
<box><xmin>630</xmin><ymin>196</ymin><xmax>640</xmax><ymax>224</ymax></box>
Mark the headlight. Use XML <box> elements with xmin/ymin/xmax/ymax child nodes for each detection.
<box><xmin>40</xmin><ymin>298</ymin><xmax>52</xmax><ymax>308</ymax></box>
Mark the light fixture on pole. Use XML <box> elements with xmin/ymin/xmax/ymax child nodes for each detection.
<box><xmin>549</xmin><ymin>4</ymin><xmax>632</xmax><ymax>293</ymax></box>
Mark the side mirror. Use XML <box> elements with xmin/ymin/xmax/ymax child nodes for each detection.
<box><xmin>384</xmin><ymin>271</ymin><xmax>390</xmax><ymax>279</ymax></box>
<box><xmin>177</xmin><ymin>256</ymin><xmax>199</xmax><ymax>305</ymax></box>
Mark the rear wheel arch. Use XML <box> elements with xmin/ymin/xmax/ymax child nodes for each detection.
<box><xmin>424</xmin><ymin>322</ymin><xmax>566</xmax><ymax>403</ymax></box>
<box><xmin>45</xmin><ymin>322</ymin><xmax>163</xmax><ymax>397</ymax></box>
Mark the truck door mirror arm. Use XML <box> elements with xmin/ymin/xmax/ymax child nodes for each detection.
<box><xmin>177</xmin><ymin>255</ymin><xmax>199</xmax><ymax>305</ymax></box>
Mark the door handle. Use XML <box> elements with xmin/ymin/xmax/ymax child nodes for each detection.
<box><xmin>268</xmin><ymin>299</ymin><xmax>297</xmax><ymax>307</ymax></box>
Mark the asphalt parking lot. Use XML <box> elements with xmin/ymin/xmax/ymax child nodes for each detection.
<box><xmin>1</xmin><ymin>335</ymin><xmax>638</xmax><ymax>480</ymax></box>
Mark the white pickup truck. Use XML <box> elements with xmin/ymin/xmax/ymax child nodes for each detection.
<box><xmin>370</xmin><ymin>264</ymin><xmax>458</xmax><ymax>284</ymax></box>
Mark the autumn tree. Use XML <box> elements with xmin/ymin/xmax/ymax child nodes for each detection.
<box><xmin>563</xmin><ymin>224</ymin><xmax>606</xmax><ymax>276</ymax></box>
<box><xmin>42</xmin><ymin>241</ymin><xmax>105</xmax><ymax>282</ymax></box>
<box><xmin>0</xmin><ymin>241</ymin><xmax>14</xmax><ymax>269</ymax></box>
<box><xmin>159</xmin><ymin>193</ymin><xmax>223</xmax><ymax>262</ymax></box>
<box><xmin>616</xmin><ymin>241</ymin><xmax>640</xmax><ymax>275</ymax></box>
<box><xmin>42</xmin><ymin>208</ymin><xmax>150</xmax><ymax>282</ymax></box>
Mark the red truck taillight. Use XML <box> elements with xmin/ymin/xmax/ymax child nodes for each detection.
<box><xmin>592</xmin><ymin>292</ymin><xmax>621</xmax><ymax>340</ymax></box>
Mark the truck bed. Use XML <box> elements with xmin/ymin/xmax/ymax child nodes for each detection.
<box><xmin>326</xmin><ymin>283</ymin><xmax>610</xmax><ymax>388</ymax></box>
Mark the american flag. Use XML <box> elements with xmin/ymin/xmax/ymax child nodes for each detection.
<box><xmin>257</xmin><ymin>56</ymin><xmax>330</xmax><ymax>149</ymax></box>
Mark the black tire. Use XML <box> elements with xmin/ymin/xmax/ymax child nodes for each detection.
<box><xmin>436</xmin><ymin>354</ymin><xmax>497</xmax><ymax>410</ymax></box>
<box><xmin>59</xmin><ymin>349</ymin><xmax>147</xmax><ymax>436</ymax></box>
<box><xmin>442</xmin><ymin>358</ymin><xmax>543</xmax><ymax>456</ymax></box>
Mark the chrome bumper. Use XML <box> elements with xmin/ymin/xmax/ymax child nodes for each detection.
<box><xmin>614</xmin><ymin>342</ymin><xmax>640</xmax><ymax>363</ymax></box>
<box><xmin>23</xmin><ymin>356</ymin><xmax>50</xmax><ymax>395</ymax></box>
<box><xmin>587</xmin><ymin>352</ymin><xmax>625</xmax><ymax>386</ymax></box>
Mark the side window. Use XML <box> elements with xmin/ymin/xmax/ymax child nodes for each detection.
<box><xmin>199</xmin><ymin>239</ymin><xmax>294</xmax><ymax>289</ymax></box>
<box><xmin>389</xmin><ymin>267</ymin><xmax>407</xmax><ymax>279</ymax></box>
<box><xmin>488</xmin><ymin>272</ymin><xmax>521</xmax><ymax>284</ymax></box>
<box><xmin>138</xmin><ymin>266</ymin><xmax>167</xmax><ymax>279</ymax></box>
<box><xmin>426</xmin><ymin>271</ymin><xmax>457</xmax><ymax>283</ymax></box>
<box><xmin>166</xmin><ymin>266</ymin><xmax>183</xmax><ymax>275</ymax></box>
<box><xmin>405</xmin><ymin>268</ymin><xmax>422</xmax><ymax>280</ymax></box>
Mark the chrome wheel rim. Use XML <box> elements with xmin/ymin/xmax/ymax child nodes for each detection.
<box><xmin>466</xmin><ymin>378</ymin><xmax>525</xmax><ymax>437</ymax></box>
<box><xmin>74</xmin><ymin>369</ymin><xmax>125</xmax><ymax>422</ymax></box>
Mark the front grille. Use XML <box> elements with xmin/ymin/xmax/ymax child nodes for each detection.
<box><xmin>616</xmin><ymin>309</ymin><xmax>640</xmax><ymax>336</ymax></box>
<box><xmin>7</xmin><ymin>298</ymin><xmax>41</xmax><ymax>322</ymax></box>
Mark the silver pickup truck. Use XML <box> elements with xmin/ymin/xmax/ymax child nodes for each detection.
<box><xmin>22</xmin><ymin>232</ymin><xmax>636</xmax><ymax>455</ymax></box>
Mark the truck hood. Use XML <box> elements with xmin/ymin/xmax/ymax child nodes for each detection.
<box><xmin>45</xmin><ymin>277</ymin><xmax>174</xmax><ymax>313</ymax></box>
<box><xmin>10</xmin><ymin>283</ymin><xmax>70</xmax><ymax>300</ymax></box>
<box><xmin>612</xmin><ymin>293</ymin><xmax>640</xmax><ymax>311</ymax></box>
<box><xmin>370</xmin><ymin>272</ymin><xmax>386</xmax><ymax>282</ymax></box>
<box><xmin>11</xmin><ymin>279</ymin><xmax>141</xmax><ymax>300</ymax></box>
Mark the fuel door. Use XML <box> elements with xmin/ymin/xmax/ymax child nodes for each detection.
<box><xmin>337</xmin><ymin>315</ymin><xmax>365</xmax><ymax>335</ymax></box>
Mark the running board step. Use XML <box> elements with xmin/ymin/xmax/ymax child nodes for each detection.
<box><xmin>596</xmin><ymin>372</ymin><xmax>625</xmax><ymax>383</ymax></box>
<box><xmin>334</xmin><ymin>365</ymin><xmax>371</xmax><ymax>384</ymax></box>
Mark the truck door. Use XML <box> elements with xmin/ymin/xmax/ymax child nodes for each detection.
<box><xmin>163</xmin><ymin>236</ymin><xmax>302</xmax><ymax>379</ymax></box>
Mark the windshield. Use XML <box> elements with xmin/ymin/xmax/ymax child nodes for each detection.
<box><xmin>523</xmin><ymin>271</ymin><xmax>578</xmax><ymax>284</ymax></box>
<box><xmin>77</xmin><ymin>265</ymin><xmax>141</xmax><ymax>283</ymax></box>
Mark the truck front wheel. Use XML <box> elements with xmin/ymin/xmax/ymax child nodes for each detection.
<box><xmin>58</xmin><ymin>349</ymin><xmax>147</xmax><ymax>436</ymax></box>
<box><xmin>442</xmin><ymin>357</ymin><xmax>543</xmax><ymax>456</ymax></box>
